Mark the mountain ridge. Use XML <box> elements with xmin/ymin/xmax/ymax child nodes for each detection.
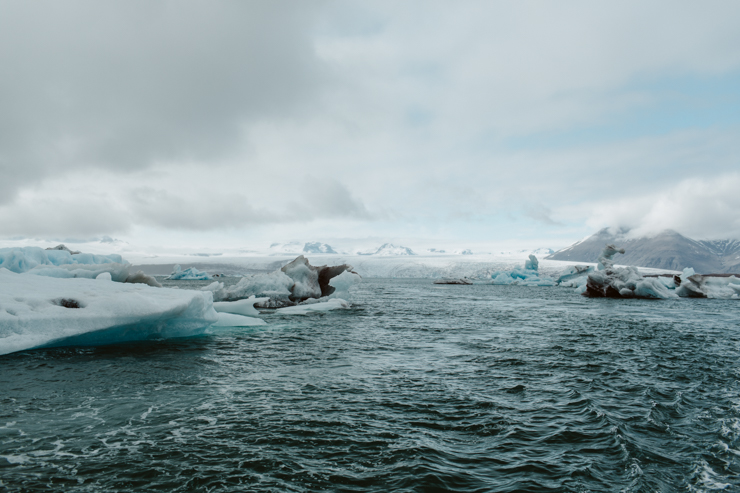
<box><xmin>547</xmin><ymin>229</ymin><xmax>740</xmax><ymax>273</ymax></box>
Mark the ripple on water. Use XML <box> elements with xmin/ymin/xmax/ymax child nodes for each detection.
<box><xmin>1</xmin><ymin>279</ymin><xmax>740</xmax><ymax>491</ymax></box>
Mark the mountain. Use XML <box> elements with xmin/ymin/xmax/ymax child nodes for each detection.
<box><xmin>302</xmin><ymin>242</ymin><xmax>337</xmax><ymax>254</ymax></box>
<box><xmin>547</xmin><ymin>229</ymin><xmax>740</xmax><ymax>273</ymax></box>
<box><xmin>358</xmin><ymin>243</ymin><xmax>416</xmax><ymax>256</ymax></box>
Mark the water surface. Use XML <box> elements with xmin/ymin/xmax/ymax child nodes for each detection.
<box><xmin>1</xmin><ymin>279</ymin><xmax>739</xmax><ymax>491</ymax></box>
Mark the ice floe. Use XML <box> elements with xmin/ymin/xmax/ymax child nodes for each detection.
<box><xmin>0</xmin><ymin>268</ymin><xmax>217</xmax><ymax>355</ymax></box>
<box><xmin>276</xmin><ymin>298</ymin><xmax>350</xmax><ymax>315</ymax></box>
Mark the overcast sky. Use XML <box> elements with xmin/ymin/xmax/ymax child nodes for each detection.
<box><xmin>2</xmin><ymin>0</ymin><xmax>739</xmax><ymax>251</ymax></box>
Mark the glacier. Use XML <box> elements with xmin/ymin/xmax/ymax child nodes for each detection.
<box><xmin>167</xmin><ymin>264</ymin><xmax>212</xmax><ymax>280</ymax></box>
<box><xmin>0</xmin><ymin>269</ymin><xmax>218</xmax><ymax>356</ymax></box>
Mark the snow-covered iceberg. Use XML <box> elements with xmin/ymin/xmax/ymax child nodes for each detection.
<box><xmin>0</xmin><ymin>269</ymin><xmax>218</xmax><ymax>355</ymax></box>
<box><xmin>202</xmin><ymin>256</ymin><xmax>361</xmax><ymax>306</ymax></box>
<box><xmin>167</xmin><ymin>264</ymin><xmax>212</xmax><ymax>280</ymax></box>
<box><xmin>490</xmin><ymin>255</ymin><xmax>556</xmax><ymax>286</ymax></box>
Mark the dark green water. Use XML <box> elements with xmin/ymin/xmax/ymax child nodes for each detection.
<box><xmin>1</xmin><ymin>279</ymin><xmax>740</xmax><ymax>492</ymax></box>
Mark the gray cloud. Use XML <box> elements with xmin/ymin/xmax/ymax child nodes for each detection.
<box><xmin>0</xmin><ymin>1</ymin><xmax>325</xmax><ymax>201</ymax></box>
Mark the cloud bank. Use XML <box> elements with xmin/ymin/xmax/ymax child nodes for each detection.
<box><xmin>1</xmin><ymin>1</ymin><xmax>739</xmax><ymax>246</ymax></box>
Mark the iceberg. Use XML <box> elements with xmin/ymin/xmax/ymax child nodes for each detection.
<box><xmin>0</xmin><ymin>246</ymin><xmax>161</xmax><ymax>287</ymax></box>
<box><xmin>584</xmin><ymin>245</ymin><xmax>677</xmax><ymax>299</ymax></box>
<box><xmin>203</xmin><ymin>256</ymin><xmax>361</xmax><ymax>306</ymax></box>
<box><xmin>490</xmin><ymin>255</ymin><xmax>556</xmax><ymax>286</ymax></box>
<box><xmin>0</xmin><ymin>246</ymin><xmax>123</xmax><ymax>273</ymax></box>
<box><xmin>556</xmin><ymin>265</ymin><xmax>594</xmax><ymax>291</ymax></box>
<box><xmin>167</xmin><ymin>264</ymin><xmax>212</xmax><ymax>280</ymax></box>
<box><xmin>581</xmin><ymin>246</ymin><xmax>740</xmax><ymax>300</ymax></box>
<box><xmin>0</xmin><ymin>268</ymin><xmax>218</xmax><ymax>356</ymax></box>
<box><xmin>674</xmin><ymin>268</ymin><xmax>740</xmax><ymax>299</ymax></box>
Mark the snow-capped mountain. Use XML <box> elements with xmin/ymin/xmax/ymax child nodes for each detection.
<box><xmin>547</xmin><ymin>229</ymin><xmax>740</xmax><ymax>273</ymax></box>
<box><xmin>358</xmin><ymin>243</ymin><xmax>416</xmax><ymax>256</ymax></box>
<box><xmin>302</xmin><ymin>242</ymin><xmax>337</xmax><ymax>254</ymax></box>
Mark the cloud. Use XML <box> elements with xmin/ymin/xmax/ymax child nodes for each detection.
<box><xmin>2</xmin><ymin>1</ymin><xmax>740</xmax><ymax>244</ymax></box>
<box><xmin>585</xmin><ymin>173</ymin><xmax>740</xmax><ymax>239</ymax></box>
<box><xmin>0</xmin><ymin>1</ymin><xmax>325</xmax><ymax>200</ymax></box>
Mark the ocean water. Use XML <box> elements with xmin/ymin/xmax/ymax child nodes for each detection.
<box><xmin>1</xmin><ymin>279</ymin><xmax>739</xmax><ymax>492</ymax></box>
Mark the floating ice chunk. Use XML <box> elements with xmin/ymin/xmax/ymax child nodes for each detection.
<box><xmin>490</xmin><ymin>255</ymin><xmax>555</xmax><ymax>286</ymax></box>
<box><xmin>167</xmin><ymin>265</ymin><xmax>212</xmax><ymax>280</ymax></box>
<box><xmin>584</xmin><ymin>247</ymin><xmax>677</xmax><ymax>299</ymax></box>
<box><xmin>211</xmin><ymin>312</ymin><xmax>266</xmax><ymax>327</ymax></box>
<box><xmin>276</xmin><ymin>298</ymin><xmax>350</xmax><ymax>315</ymax></box>
<box><xmin>213</xmin><ymin>296</ymin><xmax>269</xmax><ymax>317</ymax></box>
<box><xmin>96</xmin><ymin>272</ymin><xmax>112</xmax><ymax>281</ymax></box>
<box><xmin>208</xmin><ymin>256</ymin><xmax>360</xmax><ymax>306</ymax></box>
<box><xmin>209</xmin><ymin>270</ymin><xmax>294</xmax><ymax>304</ymax></box>
<box><xmin>524</xmin><ymin>254</ymin><xmax>539</xmax><ymax>271</ymax></box>
<box><xmin>0</xmin><ymin>269</ymin><xmax>217</xmax><ymax>356</ymax></box>
<box><xmin>327</xmin><ymin>269</ymin><xmax>362</xmax><ymax>298</ymax></box>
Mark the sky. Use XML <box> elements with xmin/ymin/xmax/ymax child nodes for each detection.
<box><xmin>1</xmin><ymin>0</ymin><xmax>740</xmax><ymax>253</ymax></box>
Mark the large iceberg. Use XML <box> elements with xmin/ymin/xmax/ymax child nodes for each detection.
<box><xmin>167</xmin><ymin>264</ymin><xmax>212</xmax><ymax>280</ymax></box>
<box><xmin>0</xmin><ymin>246</ymin><xmax>161</xmax><ymax>287</ymax></box>
<box><xmin>584</xmin><ymin>245</ymin><xmax>676</xmax><ymax>299</ymax></box>
<box><xmin>202</xmin><ymin>255</ymin><xmax>361</xmax><ymax>306</ymax></box>
<box><xmin>674</xmin><ymin>268</ymin><xmax>740</xmax><ymax>299</ymax></box>
<box><xmin>0</xmin><ymin>269</ymin><xmax>218</xmax><ymax>355</ymax></box>
<box><xmin>580</xmin><ymin>244</ymin><xmax>740</xmax><ymax>300</ymax></box>
<box><xmin>490</xmin><ymin>255</ymin><xmax>556</xmax><ymax>286</ymax></box>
